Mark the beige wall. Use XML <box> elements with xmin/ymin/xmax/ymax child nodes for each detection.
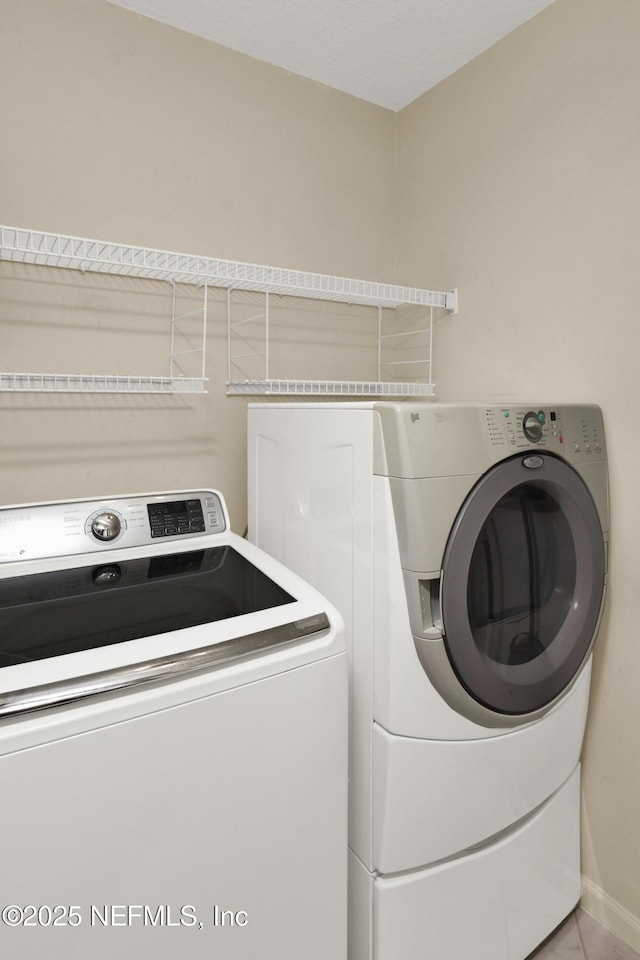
<box><xmin>0</xmin><ymin>0</ymin><xmax>395</xmax><ymax>528</ymax></box>
<box><xmin>396</xmin><ymin>0</ymin><xmax>640</xmax><ymax>947</ymax></box>
<box><xmin>2</xmin><ymin>0</ymin><xmax>640</xmax><ymax>949</ymax></box>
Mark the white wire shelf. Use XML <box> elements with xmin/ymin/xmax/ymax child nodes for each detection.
<box><xmin>0</xmin><ymin>373</ymin><xmax>208</xmax><ymax>394</ymax></box>
<box><xmin>0</xmin><ymin>225</ymin><xmax>457</xmax><ymax>311</ymax></box>
<box><xmin>1</xmin><ymin>225</ymin><xmax>456</xmax><ymax>397</ymax></box>
<box><xmin>227</xmin><ymin>379</ymin><xmax>435</xmax><ymax>397</ymax></box>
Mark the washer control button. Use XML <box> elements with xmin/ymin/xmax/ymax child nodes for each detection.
<box><xmin>91</xmin><ymin>511</ymin><xmax>122</xmax><ymax>541</ymax></box>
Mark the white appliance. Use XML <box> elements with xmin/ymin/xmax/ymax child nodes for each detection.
<box><xmin>0</xmin><ymin>489</ymin><xmax>347</xmax><ymax>960</ymax></box>
<box><xmin>248</xmin><ymin>402</ymin><xmax>608</xmax><ymax>960</ymax></box>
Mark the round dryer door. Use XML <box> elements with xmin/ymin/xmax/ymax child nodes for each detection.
<box><xmin>439</xmin><ymin>452</ymin><xmax>606</xmax><ymax>719</ymax></box>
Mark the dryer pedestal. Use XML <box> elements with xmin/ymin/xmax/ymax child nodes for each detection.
<box><xmin>350</xmin><ymin>766</ymin><xmax>581</xmax><ymax>960</ymax></box>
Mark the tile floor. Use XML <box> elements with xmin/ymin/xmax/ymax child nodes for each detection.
<box><xmin>529</xmin><ymin>909</ymin><xmax>640</xmax><ymax>960</ymax></box>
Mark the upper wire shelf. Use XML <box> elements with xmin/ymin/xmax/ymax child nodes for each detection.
<box><xmin>0</xmin><ymin>225</ymin><xmax>457</xmax><ymax>396</ymax></box>
<box><xmin>0</xmin><ymin>225</ymin><xmax>457</xmax><ymax>311</ymax></box>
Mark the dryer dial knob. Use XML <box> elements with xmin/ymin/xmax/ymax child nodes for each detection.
<box><xmin>91</xmin><ymin>511</ymin><xmax>122</xmax><ymax>541</ymax></box>
<box><xmin>522</xmin><ymin>411</ymin><xmax>543</xmax><ymax>443</ymax></box>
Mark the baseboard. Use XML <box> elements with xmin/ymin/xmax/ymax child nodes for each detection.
<box><xmin>581</xmin><ymin>875</ymin><xmax>640</xmax><ymax>953</ymax></box>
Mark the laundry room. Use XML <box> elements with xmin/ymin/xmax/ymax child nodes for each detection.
<box><xmin>0</xmin><ymin>1</ymin><xmax>638</xmax><ymax>959</ymax></box>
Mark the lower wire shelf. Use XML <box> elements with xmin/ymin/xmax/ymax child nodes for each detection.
<box><xmin>0</xmin><ymin>373</ymin><xmax>208</xmax><ymax>394</ymax></box>
<box><xmin>227</xmin><ymin>379</ymin><xmax>435</xmax><ymax>397</ymax></box>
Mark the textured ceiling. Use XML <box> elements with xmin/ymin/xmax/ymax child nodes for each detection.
<box><xmin>107</xmin><ymin>0</ymin><xmax>556</xmax><ymax>111</ymax></box>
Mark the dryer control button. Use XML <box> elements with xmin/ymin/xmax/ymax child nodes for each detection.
<box><xmin>522</xmin><ymin>411</ymin><xmax>544</xmax><ymax>443</ymax></box>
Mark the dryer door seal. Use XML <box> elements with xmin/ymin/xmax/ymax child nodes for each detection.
<box><xmin>438</xmin><ymin>453</ymin><xmax>605</xmax><ymax>718</ymax></box>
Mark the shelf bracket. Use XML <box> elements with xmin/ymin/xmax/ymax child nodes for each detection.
<box><xmin>445</xmin><ymin>289</ymin><xmax>458</xmax><ymax>314</ymax></box>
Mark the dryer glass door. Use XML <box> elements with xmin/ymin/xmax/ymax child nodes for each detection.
<box><xmin>440</xmin><ymin>453</ymin><xmax>605</xmax><ymax>715</ymax></box>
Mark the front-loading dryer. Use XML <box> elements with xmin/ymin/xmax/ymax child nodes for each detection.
<box><xmin>248</xmin><ymin>402</ymin><xmax>608</xmax><ymax>960</ymax></box>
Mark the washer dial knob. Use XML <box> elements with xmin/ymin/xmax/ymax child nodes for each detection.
<box><xmin>91</xmin><ymin>511</ymin><xmax>122</xmax><ymax>541</ymax></box>
<box><xmin>522</xmin><ymin>411</ymin><xmax>544</xmax><ymax>443</ymax></box>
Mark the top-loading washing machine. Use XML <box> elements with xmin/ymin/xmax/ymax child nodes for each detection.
<box><xmin>248</xmin><ymin>402</ymin><xmax>608</xmax><ymax>960</ymax></box>
<box><xmin>0</xmin><ymin>488</ymin><xmax>347</xmax><ymax>960</ymax></box>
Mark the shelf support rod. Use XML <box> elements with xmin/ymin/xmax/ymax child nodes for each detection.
<box><xmin>169</xmin><ymin>282</ymin><xmax>177</xmax><ymax>378</ymax></box>
<box><xmin>377</xmin><ymin>305</ymin><xmax>382</xmax><ymax>382</ymax></box>
<box><xmin>227</xmin><ymin>288</ymin><xmax>232</xmax><ymax>383</ymax></box>
<box><xmin>265</xmin><ymin>290</ymin><xmax>270</xmax><ymax>381</ymax></box>
<box><xmin>201</xmin><ymin>283</ymin><xmax>208</xmax><ymax>381</ymax></box>
<box><xmin>429</xmin><ymin>305</ymin><xmax>434</xmax><ymax>387</ymax></box>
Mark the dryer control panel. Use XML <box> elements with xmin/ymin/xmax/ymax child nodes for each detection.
<box><xmin>484</xmin><ymin>405</ymin><xmax>606</xmax><ymax>462</ymax></box>
<box><xmin>0</xmin><ymin>490</ymin><xmax>228</xmax><ymax>564</ymax></box>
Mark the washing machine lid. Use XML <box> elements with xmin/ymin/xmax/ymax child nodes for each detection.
<box><xmin>0</xmin><ymin>490</ymin><xmax>336</xmax><ymax>717</ymax></box>
<box><xmin>438</xmin><ymin>452</ymin><xmax>606</xmax><ymax>718</ymax></box>
<box><xmin>0</xmin><ymin>544</ymin><xmax>295</xmax><ymax>668</ymax></box>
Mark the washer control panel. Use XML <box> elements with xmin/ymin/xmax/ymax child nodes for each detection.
<box><xmin>147</xmin><ymin>498</ymin><xmax>206</xmax><ymax>539</ymax></box>
<box><xmin>484</xmin><ymin>405</ymin><xmax>606</xmax><ymax>461</ymax></box>
<box><xmin>0</xmin><ymin>490</ymin><xmax>227</xmax><ymax>564</ymax></box>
